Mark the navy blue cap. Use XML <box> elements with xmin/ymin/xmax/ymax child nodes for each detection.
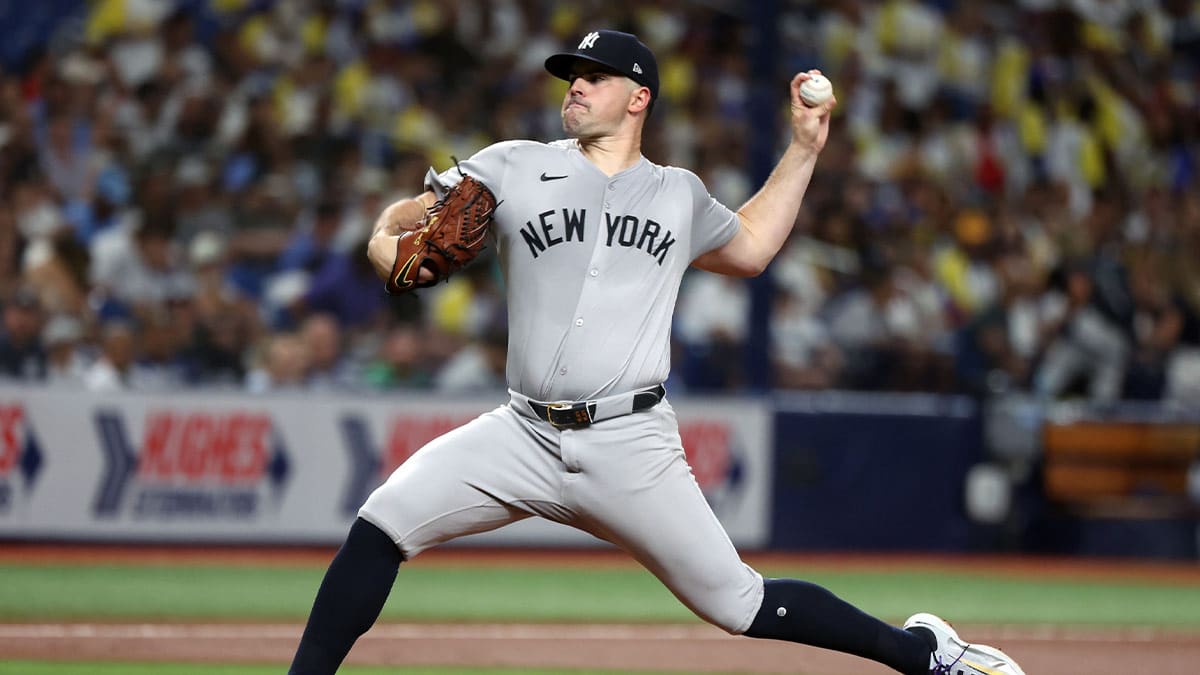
<box><xmin>545</xmin><ymin>30</ymin><xmax>659</xmax><ymax>101</ymax></box>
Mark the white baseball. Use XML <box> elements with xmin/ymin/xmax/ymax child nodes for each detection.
<box><xmin>799</xmin><ymin>74</ymin><xmax>833</xmax><ymax>107</ymax></box>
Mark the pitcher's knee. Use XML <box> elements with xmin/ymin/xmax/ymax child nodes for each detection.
<box><xmin>681</xmin><ymin>570</ymin><xmax>764</xmax><ymax>635</ymax></box>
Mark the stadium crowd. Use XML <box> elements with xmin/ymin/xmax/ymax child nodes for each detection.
<box><xmin>0</xmin><ymin>0</ymin><xmax>1197</xmax><ymax>404</ymax></box>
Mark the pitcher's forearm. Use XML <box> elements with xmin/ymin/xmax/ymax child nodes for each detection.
<box><xmin>368</xmin><ymin>193</ymin><xmax>438</xmax><ymax>279</ymax></box>
<box><xmin>733</xmin><ymin>143</ymin><xmax>820</xmax><ymax>268</ymax></box>
<box><xmin>372</xmin><ymin>198</ymin><xmax>427</xmax><ymax>237</ymax></box>
<box><xmin>367</xmin><ymin>233</ymin><xmax>401</xmax><ymax>280</ymax></box>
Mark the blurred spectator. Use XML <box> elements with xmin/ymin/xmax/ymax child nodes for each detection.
<box><xmin>826</xmin><ymin>265</ymin><xmax>900</xmax><ymax>389</ymax></box>
<box><xmin>13</xmin><ymin>177</ymin><xmax>70</xmax><ymax>244</ymax></box>
<box><xmin>89</xmin><ymin>216</ymin><xmax>194</xmax><ymax>317</ymax></box>
<box><xmin>434</xmin><ymin>323</ymin><xmax>508</xmax><ymax>394</ymax></box>
<box><xmin>177</xmin><ymin>231</ymin><xmax>257</xmax><ymax>387</ymax></box>
<box><xmin>956</xmin><ymin>254</ymin><xmax>1052</xmax><ymax>395</ymax></box>
<box><xmin>0</xmin><ymin>288</ymin><xmax>47</xmax><ymax>381</ymax></box>
<box><xmin>932</xmin><ymin>209</ymin><xmax>1001</xmax><ymax>321</ymax></box>
<box><xmin>36</xmin><ymin>110</ymin><xmax>99</xmax><ymax>206</ymax></box>
<box><xmin>363</xmin><ymin>322</ymin><xmax>433</xmax><ymax>390</ymax></box>
<box><xmin>676</xmin><ymin>272</ymin><xmax>749</xmax><ymax>391</ymax></box>
<box><xmin>425</xmin><ymin>257</ymin><xmax>504</xmax><ymax>365</ymax></box>
<box><xmin>21</xmin><ymin>232</ymin><xmax>91</xmax><ymax>315</ymax></box>
<box><xmin>293</xmin><ymin>233</ymin><xmax>390</xmax><ymax>331</ymax></box>
<box><xmin>64</xmin><ymin>164</ymin><xmax>134</xmax><ymax>246</ymax></box>
<box><xmin>173</xmin><ymin>157</ymin><xmax>232</xmax><ymax>246</ymax></box>
<box><xmin>42</xmin><ymin>312</ymin><xmax>88</xmax><ymax>387</ymax></box>
<box><xmin>82</xmin><ymin>319</ymin><xmax>136</xmax><ymax>392</ymax></box>
<box><xmin>770</xmin><ymin>286</ymin><xmax>843</xmax><ymax>389</ymax></box>
<box><xmin>224</xmin><ymin>174</ymin><xmax>297</xmax><ymax>299</ymax></box>
<box><xmin>889</xmin><ymin>246</ymin><xmax>957</xmax><ymax>391</ymax></box>
<box><xmin>300</xmin><ymin>312</ymin><xmax>359</xmax><ymax>391</ymax></box>
<box><xmin>129</xmin><ymin>307</ymin><xmax>186</xmax><ymax>391</ymax></box>
<box><xmin>769</xmin><ymin>226</ymin><xmax>848</xmax><ymax>389</ymax></box>
<box><xmin>263</xmin><ymin>197</ymin><xmax>346</xmax><ymax>327</ymax></box>
<box><xmin>277</xmin><ymin>198</ymin><xmax>345</xmax><ymax>276</ymax></box>
<box><xmin>772</xmin><ymin>231</ymin><xmax>844</xmax><ymax>321</ymax></box>
<box><xmin>1033</xmin><ymin>260</ymin><xmax>1131</xmax><ymax>403</ymax></box>
<box><xmin>245</xmin><ymin>332</ymin><xmax>310</xmax><ymax>394</ymax></box>
<box><xmin>1123</xmin><ymin>260</ymin><xmax>1184</xmax><ymax>400</ymax></box>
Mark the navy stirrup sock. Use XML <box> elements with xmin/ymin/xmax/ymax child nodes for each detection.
<box><xmin>289</xmin><ymin>517</ymin><xmax>403</xmax><ymax>675</ymax></box>
<box><xmin>744</xmin><ymin>578</ymin><xmax>931</xmax><ymax>675</ymax></box>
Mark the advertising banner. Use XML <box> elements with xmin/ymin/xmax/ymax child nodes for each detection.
<box><xmin>0</xmin><ymin>387</ymin><xmax>771</xmax><ymax>547</ymax></box>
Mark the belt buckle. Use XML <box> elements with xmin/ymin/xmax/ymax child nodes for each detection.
<box><xmin>547</xmin><ymin>402</ymin><xmax>590</xmax><ymax>429</ymax></box>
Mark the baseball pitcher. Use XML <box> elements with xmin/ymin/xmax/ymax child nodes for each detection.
<box><xmin>289</xmin><ymin>29</ymin><xmax>1025</xmax><ymax>675</ymax></box>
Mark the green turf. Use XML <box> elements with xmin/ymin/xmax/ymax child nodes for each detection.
<box><xmin>0</xmin><ymin>664</ymin><xmax>685</xmax><ymax>675</ymax></box>
<box><xmin>1</xmin><ymin>562</ymin><xmax>1199</xmax><ymax>628</ymax></box>
<box><xmin>0</xmin><ymin>564</ymin><xmax>689</xmax><ymax>622</ymax></box>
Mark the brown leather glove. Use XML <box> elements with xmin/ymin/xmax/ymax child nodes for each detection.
<box><xmin>385</xmin><ymin>173</ymin><xmax>498</xmax><ymax>294</ymax></box>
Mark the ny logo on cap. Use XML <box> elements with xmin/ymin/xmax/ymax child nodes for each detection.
<box><xmin>578</xmin><ymin>32</ymin><xmax>600</xmax><ymax>49</ymax></box>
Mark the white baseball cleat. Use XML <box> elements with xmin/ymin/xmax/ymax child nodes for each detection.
<box><xmin>903</xmin><ymin>613</ymin><xmax>1026</xmax><ymax>675</ymax></box>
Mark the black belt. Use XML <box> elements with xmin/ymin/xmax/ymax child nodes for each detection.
<box><xmin>528</xmin><ymin>385</ymin><xmax>666</xmax><ymax>430</ymax></box>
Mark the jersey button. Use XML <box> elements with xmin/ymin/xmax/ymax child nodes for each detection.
<box><xmin>559</xmin><ymin>367</ymin><xmax>568</xmax><ymax>375</ymax></box>
<box><xmin>589</xmin><ymin>269</ymin><xmax>598</xmax><ymax>277</ymax></box>
<box><xmin>575</xmin><ymin>318</ymin><xmax>584</xmax><ymax>327</ymax></box>
<box><xmin>608</xmin><ymin>185</ymin><xmax>615</xmax><ymax>191</ymax></box>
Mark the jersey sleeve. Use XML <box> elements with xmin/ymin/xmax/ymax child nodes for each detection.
<box><xmin>424</xmin><ymin>141</ymin><xmax>523</xmax><ymax>198</ymax></box>
<box><xmin>680</xmin><ymin>169</ymin><xmax>741</xmax><ymax>260</ymax></box>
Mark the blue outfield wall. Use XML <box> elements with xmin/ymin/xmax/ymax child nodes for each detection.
<box><xmin>767</xmin><ymin>392</ymin><xmax>1199</xmax><ymax>560</ymax></box>
<box><xmin>768</xmin><ymin>392</ymin><xmax>983</xmax><ymax>552</ymax></box>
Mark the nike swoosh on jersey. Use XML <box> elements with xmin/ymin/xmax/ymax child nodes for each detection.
<box><xmin>540</xmin><ymin>173</ymin><xmax>568</xmax><ymax>181</ymax></box>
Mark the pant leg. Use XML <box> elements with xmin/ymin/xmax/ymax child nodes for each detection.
<box><xmin>560</xmin><ymin>400</ymin><xmax>763</xmax><ymax>634</ymax></box>
<box><xmin>359</xmin><ymin>404</ymin><xmax>572</xmax><ymax>558</ymax></box>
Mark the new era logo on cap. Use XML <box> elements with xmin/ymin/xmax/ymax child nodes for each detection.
<box><xmin>545</xmin><ymin>29</ymin><xmax>660</xmax><ymax>102</ymax></box>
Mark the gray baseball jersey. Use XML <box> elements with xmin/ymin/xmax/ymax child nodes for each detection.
<box><xmin>426</xmin><ymin>139</ymin><xmax>740</xmax><ymax>401</ymax></box>
<box><xmin>360</xmin><ymin>138</ymin><xmax>764</xmax><ymax>634</ymax></box>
